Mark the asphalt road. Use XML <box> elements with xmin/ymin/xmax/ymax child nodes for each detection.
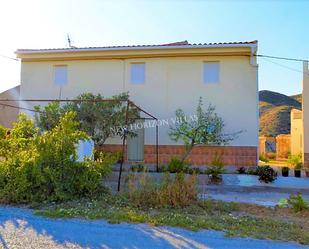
<box><xmin>0</xmin><ymin>206</ymin><xmax>308</xmax><ymax>249</ymax></box>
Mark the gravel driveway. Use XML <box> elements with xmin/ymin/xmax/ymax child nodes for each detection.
<box><xmin>0</xmin><ymin>206</ymin><xmax>308</xmax><ymax>249</ymax></box>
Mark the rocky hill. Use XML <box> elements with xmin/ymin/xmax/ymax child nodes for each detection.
<box><xmin>259</xmin><ymin>90</ymin><xmax>302</xmax><ymax>137</ymax></box>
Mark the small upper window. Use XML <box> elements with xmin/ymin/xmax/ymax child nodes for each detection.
<box><xmin>130</xmin><ymin>63</ymin><xmax>145</xmax><ymax>84</ymax></box>
<box><xmin>54</xmin><ymin>65</ymin><xmax>68</xmax><ymax>86</ymax></box>
<box><xmin>203</xmin><ymin>62</ymin><xmax>219</xmax><ymax>84</ymax></box>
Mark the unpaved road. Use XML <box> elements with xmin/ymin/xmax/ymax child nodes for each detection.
<box><xmin>0</xmin><ymin>206</ymin><xmax>308</xmax><ymax>249</ymax></box>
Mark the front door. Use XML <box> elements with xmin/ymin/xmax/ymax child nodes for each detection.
<box><xmin>127</xmin><ymin>119</ymin><xmax>144</xmax><ymax>162</ymax></box>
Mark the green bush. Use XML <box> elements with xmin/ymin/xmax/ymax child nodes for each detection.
<box><xmin>0</xmin><ymin>112</ymin><xmax>117</xmax><ymax>203</ymax></box>
<box><xmin>256</xmin><ymin>166</ymin><xmax>277</xmax><ymax>183</ymax></box>
<box><xmin>287</xmin><ymin>154</ymin><xmax>303</xmax><ymax>170</ymax></box>
<box><xmin>158</xmin><ymin>164</ymin><xmax>168</xmax><ymax>173</ymax></box>
<box><xmin>167</xmin><ymin>157</ymin><xmax>190</xmax><ymax>173</ymax></box>
<box><xmin>130</xmin><ymin>163</ymin><xmax>147</xmax><ymax>172</ymax></box>
<box><xmin>287</xmin><ymin>193</ymin><xmax>308</xmax><ymax>212</ymax></box>
<box><xmin>247</xmin><ymin>166</ymin><xmax>258</xmax><ymax>175</ymax></box>
<box><xmin>205</xmin><ymin>154</ymin><xmax>225</xmax><ymax>183</ymax></box>
<box><xmin>259</xmin><ymin>154</ymin><xmax>269</xmax><ymax>163</ymax></box>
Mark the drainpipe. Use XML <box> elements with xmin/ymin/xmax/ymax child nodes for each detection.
<box><xmin>250</xmin><ymin>45</ymin><xmax>259</xmax><ymax>165</ymax></box>
<box><xmin>122</xmin><ymin>59</ymin><xmax>126</xmax><ymax>92</ymax></box>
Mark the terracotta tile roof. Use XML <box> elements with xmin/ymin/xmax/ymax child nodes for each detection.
<box><xmin>16</xmin><ymin>40</ymin><xmax>257</xmax><ymax>53</ymax></box>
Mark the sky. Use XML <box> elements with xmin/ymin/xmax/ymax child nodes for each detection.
<box><xmin>0</xmin><ymin>0</ymin><xmax>308</xmax><ymax>95</ymax></box>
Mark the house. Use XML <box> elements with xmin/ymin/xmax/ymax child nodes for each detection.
<box><xmin>15</xmin><ymin>40</ymin><xmax>259</xmax><ymax>166</ymax></box>
<box><xmin>0</xmin><ymin>85</ymin><xmax>20</xmax><ymax>128</ymax></box>
<box><xmin>289</xmin><ymin>62</ymin><xmax>309</xmax><ymax>171</ymax></box>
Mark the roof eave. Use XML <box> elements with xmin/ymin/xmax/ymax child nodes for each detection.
<box><xmin>15</xmin><ymin>42</ymin><xmax>257</xmax><ymax>55</ymax></box>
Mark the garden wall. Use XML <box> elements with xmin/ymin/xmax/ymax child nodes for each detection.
<box><xmin>98</xmin><ymin>145</ymin><xmax>258</xmax><ymax>166</ymax></box>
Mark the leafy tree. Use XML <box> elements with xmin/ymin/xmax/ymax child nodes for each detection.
<box><xmin>35</xmin><ymin>92</ymin><xmax>138</xmax><ymax>145</ymax></box>
<box><xmin>169</xmin><ymin>97</ymin><xmax>240</xmax><ymax>162</ymax></box>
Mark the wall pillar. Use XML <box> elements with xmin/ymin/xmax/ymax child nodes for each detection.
<box><xmin>302</xmin><ymin>62</ymin><xmax>309</xmax><ymax>170</ymax></box>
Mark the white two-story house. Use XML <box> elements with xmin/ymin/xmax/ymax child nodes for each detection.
<box><xmin>16</xmin><ymin>40</ymin><xmax>259</xmax><ymax>166</ymax></box>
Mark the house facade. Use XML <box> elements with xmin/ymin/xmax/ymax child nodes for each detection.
<box><xmin>0</xmin><ymin>85</ymin><xmax>20</xmax><ymax>128</ymax></box>
<box><xmin>16</xmin><ymin>40</ymin><xmax>259</xmax><ymax>166</ymax></box>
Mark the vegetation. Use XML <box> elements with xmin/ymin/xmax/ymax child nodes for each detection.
<box><xmin>288</xmin><ymin>154</ymin><xmax>303</xmax><ymax>170</ymax></box>
<box><xmin>35</xmin><ymin>192</ymin><xmax>309</xmax><ymax>245</ymax></box>
<box><xmin>205</xmin><ymin>154</ymin><xmax>225</xmax><ymax>183</ymax></box>
<box><xmin>127</xmin><ymin>172</ymin><xmax>197</xmax><ymax>208</ymax></box>
<box><xmin>166</xmin><ymin>157</ymin><xmax>190</xmax><ymax>173</ymax></box>
<box><xmin>259</xmin><ymin>154</ymin><xmax>269</xmax><ymax>163</ymax></box>
<box><xmin>256</xmin><ymin>166</ymin><xmax>277</xmax><ymax>183</ymax></box>
<box><xmin>34</xmin><ymin>92</ymin><xmax>139</xmax><ymax>146</ymax></box>
<box><xmin>287</xmin><ymin>193</ymin><xmax>308</xmax><ymax>212</ymax></box>
<box><xmin>130</xmin><ymin>163</ymin><xmax>147</xmax><ymax>172</ymax></box>
<box><xmin>237</xmin><ymin>166</ymin><xmax>247</xmax><ymax>174</ymax></box>
<box><xmin>169</xmin><ymin>97</ymin><xmax>239</xmax><ymax>162</ymax></box>
<box><xmin>0</xmin><ymin>112</ymin><xmax>118</xmax><ymax>203</ymax></box>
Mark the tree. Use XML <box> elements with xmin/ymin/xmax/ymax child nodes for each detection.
<box><xmin>169</xmin><ymin>97</ymin><xmax>241</xmax><ymax>162</ymax></box>
<box><xmin>34</xmin><ymin>92</ymin><xmax>138</xmax><ymax>146</ymax></box>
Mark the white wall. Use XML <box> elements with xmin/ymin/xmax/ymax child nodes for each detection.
<box><xmin>20</xmin><ymin>55</ymin><xmax>258</xmax><ymax>147</ymax></box>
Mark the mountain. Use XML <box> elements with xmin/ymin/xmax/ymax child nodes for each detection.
<box><xmin>290</xmin><ymin>93</ymin><xmax>302</xmax><ymax>103</ymax></box>
<box><xmin>259</xmin><ymin>90</ymin><xmax>302</xmax><ymax>137</ymax></box>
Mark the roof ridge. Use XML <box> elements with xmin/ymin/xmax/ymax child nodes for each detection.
<box><xmin>16</xmin><ymin>40</ymin><xmax>257</xmax><ymax>53</ymax></box>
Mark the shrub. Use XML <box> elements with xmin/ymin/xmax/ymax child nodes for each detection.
<box><xmin>287</xmin><ymin>154</ymin><xmax>303</xmax><ymax>170</ymax></box>
<box><xmin>287</xmin><ymin>193</ymin><xmax>308</xmax><ymax>212</ymax></box>
<box><xmin>167</xmin><ymin>157</ymin><xmax>190</xmax><ymax>173</ymax></box>
<box><xmin>127</xmin><ymin>172</ymin><xmax>197</xmax><ymax>208</ymax></box>
<box><xmin>0</xmin><ymin>112</ymin><xmax>117</xmax><ymax>203</ymax></box>
<box><xmin>205</xmin><ymin>154</ymin><xmax>225</xmax><ymax>183</ymax></box>
<box><xmin>158</xmin><ymin>164</ymin><xmax>168</xmax><ymax>173</ymax></box>
<box><xmin>130</xmin><ymin>163</ymin><xmax>147</xmax><ymax>172</ymax></box>
<box><xmin>237</xmin><ymin>167</ymin><xmax>247</xmax><ymax>174</ymax></box>
<box><xmin>247</xmin><ymin>166</ymin><xmax>258</xmax><ymax>175</ymax></box>
<box><xmin>187</xmin><ymin>167</ymin><xmax>202</xmax><ymax>174</ymax></box>
<box><xmin>256</xmin><ymin>166</ymin><xmax>277</xmax><ymax>183</ymax></box>
<box><xmin>259</xmin><ymin>154</ymin><xmax>269</xmax><ymax>163</ymax></box>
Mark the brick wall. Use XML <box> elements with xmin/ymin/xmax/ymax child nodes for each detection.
<box><xmin>98</xmin><ymin>144</ymin><xmax>258</xmax><ymax>166</ymax></box>
<box><xmin>304</xmin><ymin>153</ymin><xmax>309</xmax><ymax>170</ymax></box>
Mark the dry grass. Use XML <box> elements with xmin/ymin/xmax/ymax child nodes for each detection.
<box><xmin>127</xmin><ymin>172</ymin><xmax>197</xmax><ymax>208</ymax></box>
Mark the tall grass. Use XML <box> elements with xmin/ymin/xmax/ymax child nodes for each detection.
<box><xmin>127</xmin><ymin>172</ymin><xmax>197</xmax><ymax>208</ymax></box>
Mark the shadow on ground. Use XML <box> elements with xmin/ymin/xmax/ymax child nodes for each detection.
<box><xmin>0</xmin><ymin>206</ymin><xmax>308</xmax><ymax>249</ymax></box>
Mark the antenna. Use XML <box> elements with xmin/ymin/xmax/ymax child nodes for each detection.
<box><xmin>67</xmin><ymin>34</ymin><xmax>72</xmax><ymax>47</ymax></box>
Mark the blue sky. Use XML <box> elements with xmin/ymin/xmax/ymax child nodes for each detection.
<box><xmin>0</xmin><ymin>0</ymin><xmax>308</xmax><ymax>95</ymax></box>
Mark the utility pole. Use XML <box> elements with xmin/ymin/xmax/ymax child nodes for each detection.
<box><xmin>302</xmin><ymin>61</ymin><xmax>309</xmax><ymax>174</ymax></box>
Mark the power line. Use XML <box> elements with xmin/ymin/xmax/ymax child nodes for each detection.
<box><xmin>0</xmin><ymin>54</ymin><xmax>19</xmax><ymax>61</ymax></box>
<box><xmin>259</xmin><ymin>57</ymin><xmax>305</xmax><ymax>74</ymax></box>
<box><xmin>256</xmin><ymin>54</ymin><xmax>308</xmax><ymax>63</ymax></box>
<box><xmin>0</xmin><ymin>102</ymin><xmax>41</xmax><ymax>113</ymax></box>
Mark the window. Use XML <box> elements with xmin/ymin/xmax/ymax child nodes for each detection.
<box><xmin>130</xmin><ymin>63</ymin><xmax>145</xmax><ymax>84</ymax></box>
<box><xmin>203</xmin><ymin>62</ymin><xmax>219</xmax><ymax>84</ymax></box>
<box><xmin>54</xmin><ymin>65</ymin><xmax>68</xmax><ymax>86</ymax></box>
